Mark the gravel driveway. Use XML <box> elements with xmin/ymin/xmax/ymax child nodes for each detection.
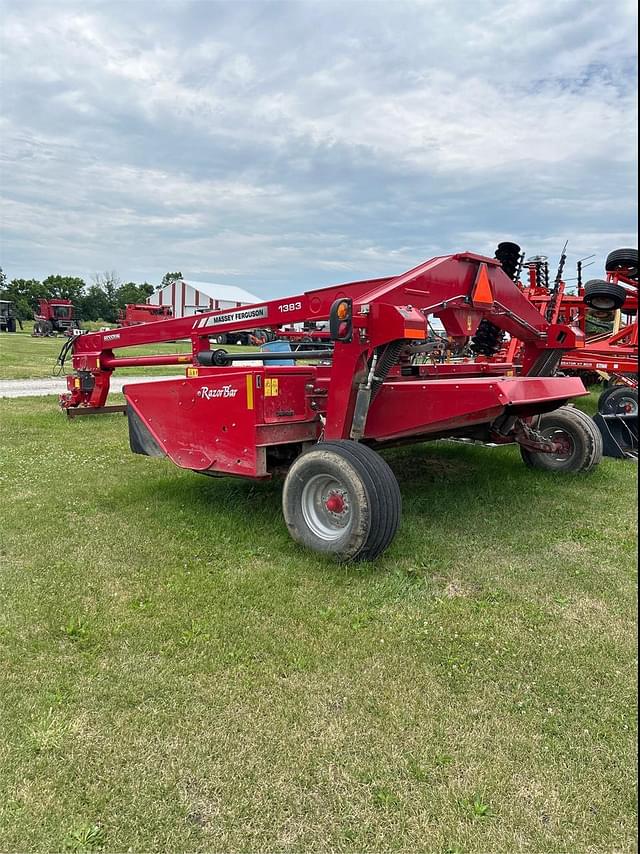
<box><xmin>0</xmin><ymin>375</ymin><xmax>178</xmax><ymax>398</ymax></box>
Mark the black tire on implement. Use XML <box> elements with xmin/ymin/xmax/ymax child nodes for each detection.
<box><xmin>520</xmin><ymin>406</ymin><xmax>603</xmax><ymax>473</ymax></box>
<box><xmin>597</xmin><ymin>385</ymin><xmax>622</xmax><ymax>413</ymax></box>
<box><xmin>605</xmin><ymin>248</ymin><xmax>638</xmax><ymax>280</ymax></box>
<box><xmin>282</xmin><ymin>440</ymin><xmax>401</xmax><ymax>561</ymax></box>
<box><xmin>583</xmin><ymin>279</ymin><xmax>628</xmax><ymax>311</ymax></box>
<box><xmin>599</xmin><ymin>386</ymin><xmax>638</xmax><ymax>416</ymax></box>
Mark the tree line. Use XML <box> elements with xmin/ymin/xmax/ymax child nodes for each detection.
<box><xmin>0</xmin><ymin>270</ymin><xmax>183</xmax><ymax>323</ymax></box>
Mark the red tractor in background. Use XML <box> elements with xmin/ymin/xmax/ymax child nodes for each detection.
<box><xmin>32</xmin><ymin>299</ymin><xmax>80</xmax><ymax>337</ymax></box>
<box><xmin>117</xmin><ymin>304</ymin><xmax>173</xmax><ymax>326</ymax></box>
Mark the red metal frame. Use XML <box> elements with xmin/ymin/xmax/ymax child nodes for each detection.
<box><xmin>275</xmin><ymin>327</ymin><xmax>331</xmax><ymax>343</ymax></box>
<box><xmin>117</xmin><ymin>304</ymin><xmax>173</xmax><ymax>326</ymax></box>
<box><xmin>496</xmin><ymin>263</ymin><xmax>638</xmax><ymax>385</ymax></box>
<box><xmin>559</xmin><ymin>271</ymin><xmax>637</xmax><ymax>382</ymax></box>
<box><xmin>59</xmin><ymin>250</ymin><xmax>591</xmax><ymax>480</ymax></box>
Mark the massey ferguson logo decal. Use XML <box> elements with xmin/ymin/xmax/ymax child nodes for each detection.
<box><xmin>104</xmin><ymin>332</ymin><xmax>121</xmax><ymax>342</ymax></box>
<box><xmin>192</xmin><ymin>306</ymin><xmax>268</xmax><ymax>329</ymax></box>
<box><xmin>197</xmin><ymin>385</ymin><xmax>239</xmax><ymax>400</ymax></box>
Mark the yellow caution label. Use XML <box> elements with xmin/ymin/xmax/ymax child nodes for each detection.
<box><xmin>264</xmin><ymin>378</ymin><xmax>279</xmax><ymax>398</ymax></box>
<box><xmin>246</xmin><ymin>374</ymin><xmax>254</xmax><ymax>410</ymax></box>
<box><xmin>74</xmin><ymin>378</ymin><xmax>81</xmax><ymax>388</ymax></box>
<box><xmin>187</xmin><ymin>367</ymin><xmax>199</xmax><ymax>378</ymax></box>
<box><xmin>178</xmin><ymin>355</ymin><xmax>190</xmax><ymax>363</ymax></box>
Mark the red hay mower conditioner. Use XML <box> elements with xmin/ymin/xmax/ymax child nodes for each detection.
<box><xmin>60</xmin><ymin>247</ymin><xmax>604</xmax><ymax>560</ymax></box>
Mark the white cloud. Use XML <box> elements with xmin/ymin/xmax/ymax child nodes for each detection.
<box><xmin>0</xmin><ymin>0</ymin><xmax>636</xmax><ymax>294</ymax></box>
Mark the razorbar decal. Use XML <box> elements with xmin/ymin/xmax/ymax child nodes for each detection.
<box><xmin>196</xmin><ymin>385</ymin><xmax>239</xmax><ymax>400</ymax></box>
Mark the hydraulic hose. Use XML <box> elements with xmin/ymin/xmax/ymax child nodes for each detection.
<box><xmin>370</xmin><ymin>340</ymin><xmax>406</xmax><ymax>400</ymax></box>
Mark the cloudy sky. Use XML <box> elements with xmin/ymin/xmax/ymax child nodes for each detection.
<box><xmin>0</xmin><ymin>0</ymin><xmax>637</xmax><ymax>298</ymax></box>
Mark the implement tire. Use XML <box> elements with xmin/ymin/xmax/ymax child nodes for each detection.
<box><xmin>583</xmin><ymin>279</ymin><xmax>628</xmax><ymax>311</ymax></box>
<box><xmin>605</xmin><ymin>248</ymin><xmax>638</xmax><ymax>280</ymax></box>
<box><xmin>282</xmin><ymin>440</ymin><xmax>401</xmax><ymax>561</ymax></box>
<box><xmin>520</xmin><ymin>406</ymin><xmax>603</xmax><ymax>473</ymax></box>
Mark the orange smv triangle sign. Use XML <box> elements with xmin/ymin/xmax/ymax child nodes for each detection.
<box><xmin>472</xmin><ymin>263</ymin><xmax>494</xmax><ymax>307</ymax></box>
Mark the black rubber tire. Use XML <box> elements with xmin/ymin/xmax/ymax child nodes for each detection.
<box><xmin>520</xmin><ymin>406</ymin><xmax>603</xmax><ymax>473</ymax></box>
<box><xmin>597</xmin><ymin>385</ymin><xmax>621</xmax><ymax>413</ymax></box>
<box><xmin>605</xmin><ymin>248</ymin><xmax>638</xmax><ymax>280</ymax></box>
<box><xmin>599</xmin><ymin>386</ymin><xmax>638</xmax><ymax>416</ymax></box>
<box><xmin>282</xmin><ymin>440</ymin><xmax>401</xmax><ymax>561</ymax></box>
<box><xmin>212</xmin><ymin>333</ymin><xmax>227</xmax><ymax>345</ymax></box>
<box><xmin>583</xmin><ymin>279</ymin><xmax>627</xmax><ymax>311</ymax></box>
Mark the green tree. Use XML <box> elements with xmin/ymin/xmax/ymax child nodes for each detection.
<box><xmin>0</xmin><ymin>278</ymin><xmax>48</xmax><ymax>320</ymax></box>
<box><xmin>42</xmin><ymin>275</ymin><xmax>86</xmax><ymax>302</ymax></box>
<box><xmin>161</xmin><ymin>271</ymin><xmax>183</xmax><ymax>288</ymax></box>
<box><xmin>79</xmin><ymin>285</ymin><xmax>115</xmax><ymax>323</ymax></box>
<box><xmin>115</xmin><ymin>281</ymin><xmax>154</xmax><ymax>310</ymax></box>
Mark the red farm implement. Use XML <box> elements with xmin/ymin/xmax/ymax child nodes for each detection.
<box><xmin>117</xmin><ymin>303</ymin><xmax>173</xmax><ymax>326</ymax></box>
<box><xmin>33</xmin><ymin>299</ymin><xmax>80</xmax><ymax>337</ymax></box>
<box><xmin>275</xmin><ymin>324</ymin><xmax>332</xmax><ymax>346</ymax></box>
<box><xmin>60</xmin><ymin>246</ymin><xmax>605</xmax><ymax>560</ymax></box>
<box><xmin>492</xmin><ymin>246</ymin><xmax>638</xmax><ymax>459</ymax></box>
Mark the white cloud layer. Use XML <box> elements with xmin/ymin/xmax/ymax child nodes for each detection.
<box><xmin>0</xmin><ymin>0</ymin><xmax>637</xmax><ymax>295</ymax></box>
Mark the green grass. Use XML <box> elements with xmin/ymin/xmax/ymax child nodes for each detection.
<box><xmin>0</xmin><ymin>393</ymin><xmax>636</xmax><ymax>852</ymax></box>
<box><xmin>0</xmin><ymin>325</ymin><xmax>246</xmax><ymax>380</ymax></box>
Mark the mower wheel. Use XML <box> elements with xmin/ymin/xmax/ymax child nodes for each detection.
<box><xmin>599</xmin><ymin>386</ymin><xmax>638</xmax><ymax>417</ymax></box>
<box><xmin>212</xmin><ymin>333</ymin><xmax>227</xmax><ymax>345</ymax></box>
<box><xmin>605</xmin><ymin>248</ymin><xmax>638</xmax><ymax>280</ymax></box>
<box><xmin>583</xmin><ymin>279</ymin><xmax>627</xmax><ymax>311</ymax></box>
<box><xmin>282</xmin><ymin>440</ymin><xmax>401</xmax><ymax>561</ymax></box>
<box><xmin>521</xmin><ymin>406</ymin><xmax>603</xmax><ymax>473</ymax></box>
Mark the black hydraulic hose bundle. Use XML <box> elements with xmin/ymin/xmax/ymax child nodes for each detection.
<box><xmin>370</xmin><ymin>340</ymin><xmax>406</xmax><ymax>401</ymax></box>
<box><xmin>54</xmin><ymin>336</ymin><xmax>76</xmax><ymax>376</ymax></box>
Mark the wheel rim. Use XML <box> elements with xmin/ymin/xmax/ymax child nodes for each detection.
<box><xmin>590</xmin><ymin>296</ymin><xmax>616</xmax><ymax>310</ymax></box>
<box><xmin>543</xmin><ymin>427</ymin><xmax>576</xmax><ymax>462</ymax></box>
<box><xmin>301</xmin><ymin>474</ymin><xmax>352</xmax><ymax>541</ymax></box>
<box><xmin>609</xmin><ymin>394</ymin><xmax>639</xmax><ymax>416</ymax></box>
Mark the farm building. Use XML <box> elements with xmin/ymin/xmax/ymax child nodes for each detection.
<box><xmin>148</xmin><ymin>279</ymin><xmax>261</xmax><ymax>319</ymax></box>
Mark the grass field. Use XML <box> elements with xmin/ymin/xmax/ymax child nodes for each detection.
<box><xmin>0</xmin><ymin>389</ymin><xmax>637</xmax><ymax>852</ymax></box>
<box><xmin>0</xmin><ymin>326</ymin><xmax>246</xmax><ymax>380</ymax></box>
